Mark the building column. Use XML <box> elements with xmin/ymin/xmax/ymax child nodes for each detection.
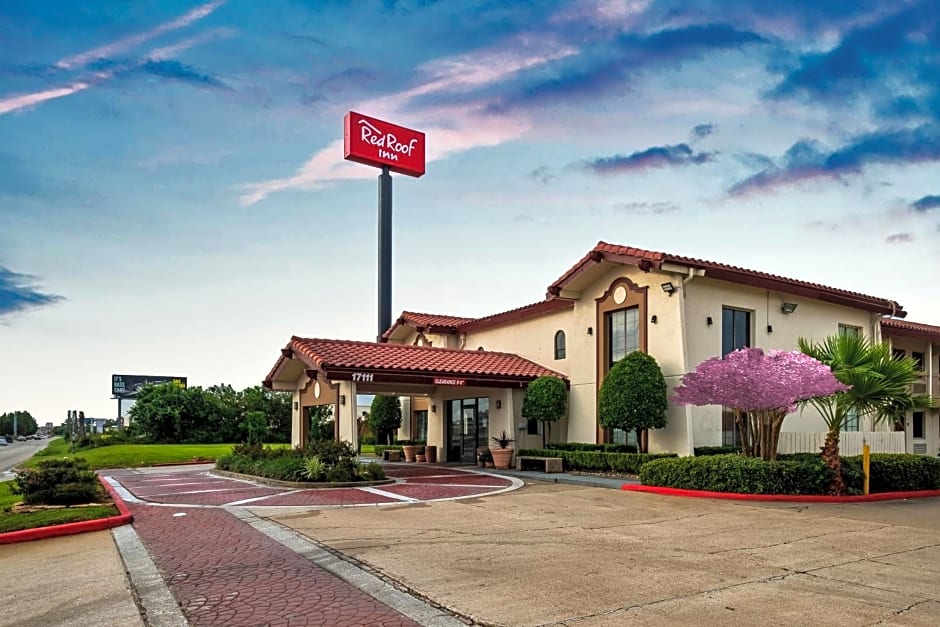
<box><xmin>427</xmin><ymin>391</ymin><xmax>444</xmax><ymax>458</ymax></box>
<box><xmin>291</xmin><ymin>389</ymin><xmax>303</xmax><ymax>448</ymax></box>
<box><xmin>336</xmin><ymin>380</ymin><xmax>359</xmax><ymax>450</ymax></box>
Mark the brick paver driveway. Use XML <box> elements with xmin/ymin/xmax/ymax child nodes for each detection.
<box><xmin>105</xmin><ymin>464</ymin><xmax>517</xmax><ymax>626</ymax></box>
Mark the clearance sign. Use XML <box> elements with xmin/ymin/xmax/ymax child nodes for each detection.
<box><xmin>344</xmin><ymin>111</ymin><xmax>426</xmax><ymax>177</ymax></box>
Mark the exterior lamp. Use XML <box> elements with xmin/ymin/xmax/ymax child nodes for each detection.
<box><xmin>781</xmin><ymin>302</ymin><xmax>798</xmax><ymax>314</ymax></box>
<box><xmin>661</xmin><ymin>282</ymin><xmax>677</xmax><ymax>296</ymax></box>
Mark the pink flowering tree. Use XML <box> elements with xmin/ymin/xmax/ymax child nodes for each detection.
<box><xmin>673</xmin><ymin>348</ymin><xmax>850</xmax><ymax>461</ymax></box>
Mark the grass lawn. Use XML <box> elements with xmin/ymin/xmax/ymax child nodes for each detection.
<box><xmin>360</xmin><ymin>444</ymin><xmax>376</xmax><ymax>456</ymax></box>
<box><xmin>23</xmin><ymin>439</ymin><xmax>290</xmax><ymax>470</ymax></box>
<box><xmin>0</xmin><ymin>480</ymin><xmax>118</xmax><ymax>534</ymax></box>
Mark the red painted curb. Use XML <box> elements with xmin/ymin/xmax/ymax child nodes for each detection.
<box><xmin>148</xmin><ymin>460</ymin><xmax>215</xmax><ymax>467</ymax></box>
<box><xmin>621</xmin><ymin>484</ymin><xmax>940</xmax><ymax>503</ymax></box>
<box><xmin>0</xmin><ymin>476</ymin><xmax>133</xmax><ymax>545</ymax></box>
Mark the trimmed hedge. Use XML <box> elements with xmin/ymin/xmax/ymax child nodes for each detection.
<box><xmin>694</xmin><ymin>446</ymin><xmax>740</xmax><ymax>456</ymax></box>
<box><xmin>518</xmin><ymin>449</ymin><xmax>676</xmax><ymax>474</ymax></box>
<box><xmin>639</xmin><ymin>454</ymin><xmax>830</xmax><ymax>494</ymax></box>
<box><xmin>373</xmin><ymin>445</ymin><xmax>402</xmax><ymax>457</ymax></box>
<box><xmin>640</xmin><ymin>453</ymin><xmax>940</xmax><ymax>495</ymax></box>
<box><xmin>546</xmin><ymin>442</ymin><xmax>638</xmax><ymax>454</ymax></box>
<box><xmin>13</xmin><ymin>458</ymin><xmax>103</xmax><ymax>505</ymax></box>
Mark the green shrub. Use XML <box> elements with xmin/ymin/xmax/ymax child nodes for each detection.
<box><xmin>842</xmin><ymin>454</ymin><xmax>940</xmax><ymax>493</ymax></box>
<box><xmin>639</xmin><ymin>454</ymin><xmax>831</xmax><ymax>495</ymax></box>
<box><xmin>546</xmin><ymin>442</ymin><xmax>638</xmax><ymax>454</ymax></box>
<box><xmin>374</xmin><ymin>445</ymin><xmax>403</xmax><ymax>458</ymax></box>
<box><xmin>13</xmin><ymin>458</ymin><xmax>103</xmax><ymax>505</ymax></box>
<box><xmin>304</xmin><ymin>456</ymin><xmax>325</xmax><ymax>481</ymax></box>
<box><xmin>326</xmin><ymin>464</ymin><xmax>356</xmax><ymax>483</ymax></box>
<box><xmin>258</xmin><ymin>456</ymin><xmax>307</xmax><ymax>482</ymax></box>
<box><xmin>359</xmin><ymin>462</ymin><xmax>386</xmax><ymax>481</ymax></box>
<box><xmin>694</xmin><ymin>446</ymin><xmax>740</xmax><ymax>456</ymax></box>
<box><xmin>305</xmin><ymin>440</ymin><xmax>357</xmax><ymax>466</ymax></box>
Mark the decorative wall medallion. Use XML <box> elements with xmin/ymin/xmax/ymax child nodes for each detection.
<box><xmin>314</xmin><ymin>381</ymin><xmax>321</xmax><ymax>398</ymax></box>
<box><xmin>613</xmin><ymin>285</ymin><xmax>627</xmax><ymax>305</ymax></box>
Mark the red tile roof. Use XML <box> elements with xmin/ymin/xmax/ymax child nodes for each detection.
<box><xmin>881</xmin><ymin>318</ymin><xmax>940</xmax><ymax>341</ymax></box>
<box><xmin>381</xmin><ymin>300</ymin><xmax>574</xmax><ymax>340</ymax></box>
<box><xmin>265</xmin><ymin>337</ymin><xmax>566</xmax><ymax>386</ymax></box>
<box><xmin>459</xmin><ymin>298</ymin><xmax>575</xmax><ymax>332</ymax></box>
<box><xmin>548</xmin><ymin>241</ymin><xmax>906</xmax><ymax>317</ymax></box>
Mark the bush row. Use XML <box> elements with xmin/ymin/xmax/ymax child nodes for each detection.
<box><xmin>216</xmin><ymin>441</ymin><xmax>385</xmax><ymax>483</ymax></box>
<box><xmin>693</xmin><ymin>445</ymin><xmax>740</xmax><ymax>456</ymax></box>
<box><xmin>545</xmin><ymin>442</ymin><xmax>638</xmax><ymax>454</ymax></box>
<box><xmin>14</xmin><ymin>458</ymin><xmax>103</xmax><ymax>505</ymax></box>
<box><xmin>639</xmin><ymin>453</ymin><xmax>940</xmax><ymax>495</ymax></box>
<box><xmin>518</xmin><ymin>449</ymin><xmax>677</xmax><ymax>474</ymax></box>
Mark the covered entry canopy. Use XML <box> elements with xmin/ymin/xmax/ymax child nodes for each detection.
<box><xmin>263</xmin><ymin>337</ymin><xmax>567</xmax><ymax>449</ymax></box>
<box><xmin>264</xmin><ymin>337</ymin><xmax>567</xmax><ymax>391</ymax></box>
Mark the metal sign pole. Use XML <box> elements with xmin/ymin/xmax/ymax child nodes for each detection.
<box><xmin>377</xmin><ymin>165</ymin><xmax>393</xmax><ymax>342</ymax></box>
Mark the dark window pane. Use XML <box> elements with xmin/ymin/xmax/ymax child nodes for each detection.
<box><xmin>913</xmin><ymin>412</ymin><xmax>925</xmax><ymax>439</ymax></box>
<box><xmin>912</xmin><ymin>352</ymin><xmax>925</xmax><ymax>371</ymax></box>
<box><xmin>527</xmin><ymin>418</ymin><xmax>539</xmax><ymax>435</ymax></box>
<box><xmin>722</xmin><ymin>308</ymin><xmax>735</xmax><ymax>356</ymax></box>
<box><xmin>554</xmin><ymin>330</ymin><xmax>566</xmax><ymax>360</ymax></box>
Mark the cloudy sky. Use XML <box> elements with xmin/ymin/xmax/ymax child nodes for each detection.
<box><xmin>2</xmin><ymin>0</ymin><xmax>939</xmax><ymax>422</ymax></box>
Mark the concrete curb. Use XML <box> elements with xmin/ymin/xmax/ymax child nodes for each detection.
<box><xmin>0</xmin><ymin>476</ymin><xmax>133</xmax><ymax>545</ymax></box>
<box><xmin>111</xmin><ymin>524</ymin><xmax>189</xmax><ymax>627</ymax></box>
<box><xmin>229</xmin><ymin>508</ymin><xmax>472</xmax><ymax>626</ymax></box>
<box><xmin>622</xmin><ymin>484</ymin><xmax>940</xmax><ymax>502</ymax></box>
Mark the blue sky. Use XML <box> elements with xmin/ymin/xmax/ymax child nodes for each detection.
<box><xmin>2</xmin><ymin>0</ymin><xmax>939</xmax><ymax>422</ymax></box>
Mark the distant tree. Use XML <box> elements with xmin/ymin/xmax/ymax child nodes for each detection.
<box><xmin>242</xmin><ymin>411</ymin><xmax>269</xmax><ymax>445</ymax></box>
<box><xmin>368</xmin><ymin>396</ymin><xmax>402</xmax><ymax>445</ymax></box>
<box><xmin>308</xmin><ymin>405</ymin><xmax>335</xmax><ymax>443</ymax></box>
<box><xmin>598</xmin><ymin>352</ymin><xmax>668</xmax><ymax>453</ymax></box>
<box><xmin>238</xmin><ymin>385</ymin><xmax>292</xmax><ymax>443</ymax></box>
<box><xmin>673</xmin><ymin>348</ymin><xmax>849</xmax><ymax>462</ymax></box>
<box><xmin>522</xmin><ymin>376</ymin><xmax>568</xmax><ymax>447</ymax></box>
<box><xmin>0</xmin><ymin>411</ymin><xmax>38</xmax><ymax>437</ymax></box>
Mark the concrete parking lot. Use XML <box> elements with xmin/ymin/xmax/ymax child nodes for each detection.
<box><xmin>264</xmin><ymin>480</ymin><xmax>940</xmax><ymax>626</ymax></box>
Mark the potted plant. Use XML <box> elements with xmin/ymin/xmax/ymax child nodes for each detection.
<box><xmin>490</xmin><ymin>430</ymin><xmax>515</xmax><ymax>469</ymax></box>
<box><xmin>415</xmin><ymin>444</ymin><xmax>426</xmax><ymax>463</ymax></box>
<box><xmin>479</xmin><ymin>449</ymin><xmax>494</xmax><ymax>468</ymax></box>
<box><xmin>399</xmin><ymin>439</ymin><xmax>417</xmax><ymax>463</ymax></box>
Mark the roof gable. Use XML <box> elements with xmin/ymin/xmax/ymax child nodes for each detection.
<box><xmin>548</xmin><ymin>241</ymin><xmax>906</xmax><ymax>317</ymax></box>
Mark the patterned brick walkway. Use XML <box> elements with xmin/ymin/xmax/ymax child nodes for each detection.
<box><xmin>127</xmin><ymin>503</ymin><xmax>419</xmax><ymax>626</ymax></box>
<box><xmin>106</xmin><ymin>465</ymin><xmax>518</xmax><ymax>625</ymax></box>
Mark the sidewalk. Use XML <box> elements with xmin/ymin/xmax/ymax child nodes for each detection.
<box><xmin>0</xmin><ymin>530</ymin><xmax>143</xmax><ymax>627</ymax></box>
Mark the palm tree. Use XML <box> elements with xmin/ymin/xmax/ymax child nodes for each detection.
<box><xmin>798</xmin><ymin>334</ymin><xmax>932</xmax><ymax>494</ymax></box>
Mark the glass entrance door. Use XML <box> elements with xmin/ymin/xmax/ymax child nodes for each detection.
<box><xmin>447</xmin><ymin>397</ymin><xmax>489</xmax><ymax>462</ymax></box>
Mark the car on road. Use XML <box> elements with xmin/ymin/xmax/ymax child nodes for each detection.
<box><xmin>0</xmin><ymin>437</ymin><xmax>7</xmax><ymax>446</ymax></box>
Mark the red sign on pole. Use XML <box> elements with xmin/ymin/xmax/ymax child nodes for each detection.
<box><xmin>344</xmin><ymin>111</ymin><xmax>426</xmax><ymax>177</ymax></box>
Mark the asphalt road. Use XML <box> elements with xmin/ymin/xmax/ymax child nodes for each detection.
<box><xmin>0</xmin><ymin>438</ymin><xmax>49</xmax><ymax>478</ymax></box>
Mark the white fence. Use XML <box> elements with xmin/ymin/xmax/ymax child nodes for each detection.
<box><xmin>777</xmin><ymin>431</ymin><xmax>906</xmax><ymax>456</ymax></box>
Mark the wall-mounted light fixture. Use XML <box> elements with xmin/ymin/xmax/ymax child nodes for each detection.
<box><xmin>339</xmin><ymin>395</ymin><xmax>346</xmax><ymax>406</ymax></box>
<box><xmin>496</xmin><ymin>399</ymin><xmax>502</xmax><ymax>409</ymax></box>
<box><xmin>706</xmin><ymin>316</ymin><xmax>714</xmax><ymax>326</ymax></box>
<box><xmin>661</xmin><ymin>281</ymin><xmax>677</xmax><ymax>296</ymax></box>
<box><xmin>781</xmin><ymin>302</ymin><xmax>798</xmax><ymax>314</ymax></box>
<box><xmin>767</xmin><ymin>324</ymin><xmax>774</xmax><ymax>333</ymax></box>
<box><xmin>650</xmin><ymin>315</ymin><xmax>658</xmax><ymax>324</ymax></box>
<box><xmin>293</xmin><ymin>401</ymin><xmax>299</xmax><ymax>410</ymax></box>
<box><xmin>431</xmin><ymin>404</ymin><xmax>437</xmax><ymax>413</ymax></box>
<box><xmin>587</xmin><ymin>326</ymin><xmax>593</xmax><ymax>335</ymax></box>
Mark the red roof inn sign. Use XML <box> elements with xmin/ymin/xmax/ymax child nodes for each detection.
<box><xmin>344</xmin><ymin>111</ymin><xmax>426</xmax><ymax>177</ymax></box>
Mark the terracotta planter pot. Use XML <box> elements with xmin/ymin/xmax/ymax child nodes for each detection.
<box><xmin>425</xmin><ymin>445</ymin><xmax>437</xmax><ymax>463</ymax></box>
<box><xmin>490</xmin><ymin>447</ymin><xmax>514</xmax><ymax>470</ymax></box>
<box><xmin>485</xmin><ymin>461</ymin><xmax>494</xmax><ymax>468</ymax></box>
<box><xmin>402</xmin><ymin>445</ymin><xmax>417</xmax><ymax>463</ymax></box>
<box><xmin>415</xmin><ymin>454</ymin><xmax>426</xmax><ymax>463</ymax></box>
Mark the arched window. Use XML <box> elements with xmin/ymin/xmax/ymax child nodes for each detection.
<box><xmin>554</xmin><ymin>330</ymin><xmax>566</xmax><ymax>360</ymax></box>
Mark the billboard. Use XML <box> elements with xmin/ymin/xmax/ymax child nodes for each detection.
<box><xmin>112</xmin><ymin>374</ymin><xmax>187</xmax><ymax>397</ymax></box>
<box><xmin>344</xmin><ymin>111</ymin><xmax>426</xmax><ymax>177</ymax></box>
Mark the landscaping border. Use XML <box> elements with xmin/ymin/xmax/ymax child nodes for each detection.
<box><xmin>213</xmin><ymin>469</ymin><xmax>395</xmax><ymax>489</ymax></box>
<box><xmin>622</xmin><ymin>484</ymin><xmax>940</xmax><ymax>503</ymax></box>
<box><xmin>0</xmin><ymin>476</ymin><xmax>133</xmax><ymax>545</ymax></box>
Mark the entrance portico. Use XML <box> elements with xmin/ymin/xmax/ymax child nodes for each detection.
<box><xmin>263</xmin><ymin>337</ymin><xmax>568</xmax><ymax>457</ymax></box>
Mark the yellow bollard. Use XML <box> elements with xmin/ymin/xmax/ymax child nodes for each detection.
<box><xmin>863</xmin><ymin>441</ymin><xmax>870</xmax><ymax>496</ymax></box>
